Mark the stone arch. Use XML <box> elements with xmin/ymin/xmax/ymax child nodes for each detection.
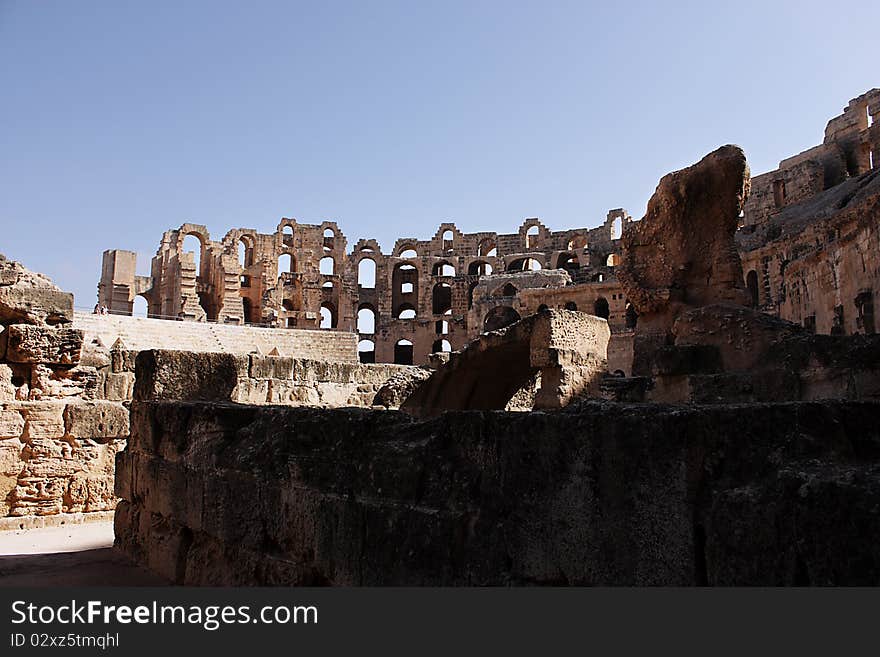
<box><xmin>320</xmin><ymin>302</ymin><xmax>337</xmax><ymax>329</ymax></box>
<box><xmin>357</xmin><ymin>304</ymin><xmax>376</xmax><ymax>334</ymax></box>
<box><xmin>132</xmin><ymin>294</ymin><xmax>149</xmax><ymax>318</ymax></box>
<box><xmin>278</xmin><ymin>253</ymin><xmax>295</xmax><ymax>275</ymax></box>
<box><xmin>358</xmin><ymin>339</ymin><xmax>376</xmax><ymax>364</ymax></box>
<box><xmin>394</xmin><ymin>339</ymin><xmax>414</xmax><ymax>365</ymax></box>
<box><xmin>432</xmin><ymin>260</ymin><xmax>456</xmax><ymax>277</ymax></box>
<box><xmin>625</xmin><ymin>302</ymin><xmax>638</xmax><ymax>329</ymax></box>
<box><xmin>358</xmin><ymin>257</ymin><xmax>376</xmax><ymax>288</ymax></box>
<box><xmin>468</xmin><ymin>260</ymin><xmax>493</xmax><ymax>276</ymax></box>
<box><xmin>432</xmin><ymin>282</ymin><xmax>452</xmax><ymax>314</ymax></box>
<box><xmin>432</xmin><ymin>339</ymin><xmax>452</xmax><ymax>353</ymax></box>
<box><xmin>593</xmin><ymin>297</ymin><xmax>610</xmax><ymax>320</ymax></box>
<box><xmin>478</xmin><ymin>238</ymin><xmax>497</xmax><ymax>257</ymax></box>
<box><xmin>564</xmin><ymin>301</ymin><xmax>578</xmax><ymax>311</ymax></box>
<box><xmin>483</xmin><ymin>306</ymin><xmax>521</xmax><ymax>332</ymax></box>
<box><xmin>746</xmin><ymin>270</ymin><xmax>759</xmax><ymax>307</ymax></box>
<box><xmin>396</xmin><ymin>303</ymin><xmax>417</xmax><ymax>320</ymax></box>
<box><xmin>320</xmin><ymin>256</ymin><xmax>335</xmax><ymax>275</ymax></box>
<box><xmin>556</xmin><ymin>252</ymin><xmax>579</xmax><ymax>272</ymax></box>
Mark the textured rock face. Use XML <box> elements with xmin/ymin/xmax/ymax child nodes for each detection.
<box><xmin>0</xmin><ymin>256</ymin><xmax>131</xmax><ymax>522</ymax></box>
<box><xmin>133</xmin><ymin>349</ymin><xmax>427</xmax><ymax>409</ymax></box>
<box><xmin>115</xmin><ymin>399</ymin><xmax>880</xmax><ymax>586</ymax></box>
<box><xmin>0</xmin><ymin>256</ymin><xmax>73</xmax><ymax>326</ymax></box>
<box><xmin>618</xmin><ymin>145</ymin><xmax>751</xmax><ymax>333</ymax></box>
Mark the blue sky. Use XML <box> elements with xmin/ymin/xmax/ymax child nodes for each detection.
<box><xmin>1</xmin><ymin>0</ymin><xmax>877</xmax><ymax>306</ymax></box>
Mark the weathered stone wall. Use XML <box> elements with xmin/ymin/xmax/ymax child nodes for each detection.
<box><xmin>0</xmin><ymin>255</ymin><xmax>131</xmax><ymax>525</ymax></box>
<box><xmin>99</xmin><ymin>212</ymin><xmax>633</xmax><ymax>367</ymax></box>
<box><xmin>115</xmin><ymin>399</ymin><xmax>880</xmax><ymax>585</ymax></box>
<box><xmin>132</xmin><ymin>350</ymin><xmax>427</xmax><ymax>409</ymax></box>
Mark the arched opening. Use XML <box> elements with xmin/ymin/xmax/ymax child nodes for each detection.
<box><xmin>746</xmin><ymin>270</ymin><xmax>759</xmax><ymax>307</ymax></box>
<box><xmin>557</xmin><ymin>253</ymin><xmax>580</xmax><ymax>272</ymax></box>
<box><xmin>500</xmin><ymin>283</ymin><xmax>518</xmax><ymax>297</ymax></box>
<box><xmin>483</xmin><ymin>306</ymin><xmax>521</xmax><ymax>332</ymax></box>
<box><xmin>606</xmin><ymin>253</ymin><xmax>620</xmax><ymax>267</ymax></box>
<box><xmin>435</xmin><ymin>319</ymin><xmax>449</xmax><ymax>335</ymax></box>
<box><xmin>442</xmin><ymin>230</ymin><xmax>454</xmax><ymax>252</ymax></box>
<box><xmin>238</xmin><ymin>241</ymin><xmax>246</xmax><ymax>267</ymax></box>
<box><xmin>611</xmin><ymin>217</ymin><xmax>623</xmax><ymax>240</ymax></box>
<box><xmin>467</xmin><ymin>282</ymin><xmax>478</xmax><ymax>309</ymax></box>
<box><xmin>468</xmin><ymin>260</ymin><xmax>493</xmax><ymax>276</ymax></box>
<box><xmin>322</xmin><ymin>281</ymin><xmax>334</xmax><ymax>289</ymax></box>
<box><xmin>564</xmin><ymin>301</ymin><xmax>577</xmax><ymax>311</ymax></box>
<box><xmin>319</xmin><ymin>302</ymin><xmax>336</xmax><ymax>329</ymax></box>
<box><xmin>478</xmin><ymin>238</ymin><xmax>497</xmax><ymax>257</ymax></box>
<box><xmin>358</xmin><ymin>258</ymin><xmax>376</xmax><ymax>288</ymax></box>
<box><xmin>357</xmin><ymin>306</ymin><xmax>376</xmax><ymax>334</ymax></box>
<box><xmin>241</xmin><ymin>297</ymin><xmax>253</xmax><ymax>324</ymax></box>
<box><xmin>278</xmin><ymin>253</ymin><xmax>294</xmax><ymax>275</ymax></box>
<box><xmin>394</xmin><ymin>339</ymin><xmax>414</xmax><ymax>365</ymax></box>
<box><xmin>282</xmin><ymin>224</ymin><xmax>294</xmax><ymax>245</ymax></box>
<box><xmin>432</xmin><ymin>339</ymin><xmax>452</xmax><ymax>353</ymax></box>
<box><xmin>625</xmin><ymin>302</ymin><xmax>638</xmax><ymax>329</ymax></box>
<box><xmin>132</xmin><ymin>295</ymin><xmax>148</xmax><ymax>318</ymax></box>
<box><xmin>507</xmin><ymin>257</ymin><xmax>542</xmax><ymax>272</ymax></box>
<box><xmin>282</xmin><ymin>299</ymin><xmax>296</xmax><ymax>311</ymax></box>
<box><xmin>399</xmin><ymin>247</ymin><xmax>418</xmax><ymax>259</ymax></box>
<box><xmin>433</xmin><ymin>282</ymin><xmax>452</xmax><ymax>314</ymax></box>
<box><xmin>182</xmin><ymin>234</ymin><xmax>202</xmax><ymax>275</ymax></box>
<box><xmin>593</xmin><ymin>297</ymin><xmax>610</xmax><ymax>320</ymax></box>
<box><xmin>320</xmin><ymin>256</ymin><xmax>335</xmax><ymax>275</ymax></box>
<box><xmin>358</xmin><ymin>339</ymin><xmax>376</xmax><ymax>364</ymax></box>
<box><xmin>526</xmin><ymin>225</ymin><xmax>540</xmax><ymax>249</ymax></box>
<box><xmin>432</xmin><ymin>261</ymin><xmax>456</xmax><ymax>277</ymax></box>
<box><xmin>397</xmin><ymin>304</ymin><xmax>416</xmax><ymax>320</ymax></box>
<box><xmin>322</xmin><ymin>227</ymin><xmax>335</xmax><ymax>252</ymax></box>
<box><xmin>537</xmin><ymin>304</ymin><xmax>549</xmax><ymax>313</ymax></box>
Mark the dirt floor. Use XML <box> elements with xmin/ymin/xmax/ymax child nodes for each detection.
<box><xmin>0</xmin><ymin>522</ymin><xmax>167</xmax><ymax>586</ymax></box>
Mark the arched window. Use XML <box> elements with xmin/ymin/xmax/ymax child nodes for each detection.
<box><xmin>746</xmin><ymin>270</ymin><xmax>759</xmax><ymax>307</ymax></box>
<box><xmin>397</xmin><ymin>304</ymin><xmax>416</xmax><ymax>320</ymax></box>
<box><xmin>507</xmin><ymin>258</ymin><xmax>541</xmax><ymax>272</ymax></box>
<box><xmin>468</xmin><ymin>261</ymin><xmax>493</xmax><ymax>276</ymax></box>
<box><xmin>357</xmin><ymin>306</ymin><xmax>376</xmax><ymax>334</ymax></box>
<box><xmin>241</xmin><ymin>297</ymin><xmax>253</xmax><ymax>324</ymax></box>
<box><xmin>358</xmin><ymin>258</ymin><xmax>376</xmax><ymax>288</ymax></box>
<box><xmin>399</xmin><ymin>247</ymin><xmax>418</xmax><ymax>259</ymax></box>
<box><xmin>611</xmin><ymin>217</ymin><xmax>622</xmax><ymax>240</ymax></box>
<box><xmin>320</xmin><ymin>257</ymin><xmax>335</xmax><ymax>275</ymax></box>
<box><xmin>433</xmin><ymin>261</ymin><xmax>456</xmax><ymax>277</ymax></box>
<box><xmin>564</xmin><ymin>301</ymin><xmax>577</xmax><ymax>311</ymax></box>
<box><xmin>282</xmin><ymin>224</ymin><xmax>294</xmax><ymax>237</ymax></box>
<box><xmin>278</xmin><ymin>253</ymin><xmax>293</xmax><ymax>275</ymax></box>
<box><xmin>322</xmin><ymin>281</ymin><xmax>334</xmax><ymax>289</ymax></box>
<box><xmin>237</xmin><ymin>241</ymin><xmax>247</xmax><ymax>267</ymax></box>
<box><xmin>183</xmin><ymin>234</ymin><xmax>202</xmax><ymax>275</ymax></box>
<box><xmin>567</xmin><ymin>235</ymin><xmax>587</xmax><ymax>251</ymax></box>
<box><xmin>593</xmin><ymin>297</ymin><xmax>610</xmax><ymax>320</ymax></box>
<box><xmin>435</xmin><ymin>319</ymin><xmax>449</xmax><ymax>335</ymax></box>
<box><xmin>323</xmin><ymin>228</ymin><xmax>334</xmax><ymax>238</ymax></box>
<box><xmin>442</xmin><ymin>230</ymin><xmax>454</xmax><ymax>252</ymax></box>
<box><xmin>432</xmin><ymin>339</ymin><xmax>452</xmax><ymax>353</ymax></box>
<box><xmin>433</xmin><ymin>282</ymin><xmax>452</xmax><ymax>314</ymax></box>
<box><xmin>537</xmin><ymin>304</ymin><xmax>549</xmax><ymax>313</ymax></box>
<box><xmin>319</xmin><ymin>302</ymin><xmax>336</xmax><ymax>329</ymax></box>
<box><xmin>526</xmin><ymin>225</ymin><xmax>540</xmax><ymax>249</ymax></box>
<box><xmin>358</xmin><ymin>339</ymin><xmax>376</xmax><ymax>364</ymax></box>
<box><xmin>394</xmin><ymin>339</ymin><xmax>414</xmax><ymax>365</ymax></box>
<box><xmin>606</xmin><ymin>253</ymin><xmax>620</xmax><ymax>267</ymax></box>
<box><xmin>132</xmin><ymin>295</ymin><xmax>148</xmax><ymax>318</ymax></box>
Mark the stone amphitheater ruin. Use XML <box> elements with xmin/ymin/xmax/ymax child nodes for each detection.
<box><xmin>2</xmin><ymin>89</ymin><xmax>879</xmax><ymax>585</ymax></box>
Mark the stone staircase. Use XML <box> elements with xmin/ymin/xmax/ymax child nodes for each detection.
<box><xmin>73</xmin><ymin>312</ymin><xmax>356</xmax><ymax>362</ymax></box>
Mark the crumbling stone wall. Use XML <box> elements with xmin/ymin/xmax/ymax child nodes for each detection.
<box><xmin>0</xmin><ymin>255</ymin><xmax>130</xmax><ymax>525</ymax></box>
<box><xmin>100</xmin><ymin>212</ymin><xmax>634</xmax><ymax>368</ymax></box>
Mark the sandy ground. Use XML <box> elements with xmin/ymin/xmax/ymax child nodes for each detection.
<box><xmin>0</xmin><ymin>521</ymin><xmax>167</xmax><ymax>586</ymax></box>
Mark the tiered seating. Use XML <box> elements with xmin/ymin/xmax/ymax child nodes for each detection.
<box><xmin>73</xmin><ymin>312</ymin><xmax>351</xmax><ymax>359</ymax></box>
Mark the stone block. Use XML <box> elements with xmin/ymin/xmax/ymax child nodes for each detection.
<box><xmin>5</xmin><ymin>325</ymin><xmax>83</xmax><ymax>365</ymax></box>
<box><xmin>104</xmin><ymin>371</ymin><xmax>135</xmax><ymax>401</ymax></box>
<box><xmin>0</xmin><ymin>405</ymin><xmax>25</xmax><ymax>438</ymax></box>
<box><xmin>134</xmin><ymin>350</ymin><xmax>248</xmax><ymax>402</ymax></box>
<box><xmin>0</xmin><ymin>286</ymin><xmax>73</xmax><ymax>326</ymax></box>
<box><xmin>20</xmin><ymin>402</ymin><xmax>66</xmax><ymax>440</ymax></box>
<box><xmin>64</xmin><ymin>401</ymin><xmax>129</xmax><ymax>439</ymax></box>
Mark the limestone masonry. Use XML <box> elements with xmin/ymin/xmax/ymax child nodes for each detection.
<box><xmin>3</xmin><ymin>89</ymin><xmax>880</xmax><ymax>585</ymax></box>
<box><xmin>98</xmin><ymin>90</ymin><xmax>879</xmax><ymax>375</ymax></box>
